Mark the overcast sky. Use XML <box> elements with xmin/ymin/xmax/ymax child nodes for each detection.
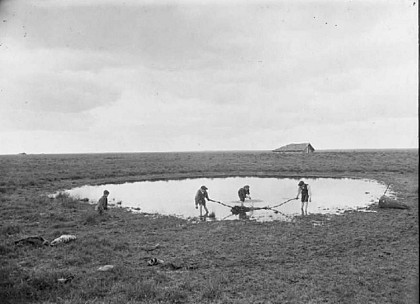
<box><xmin>0</xmin><ymin>0</ymin><xmax>417</xmax><ymax>154</ymax></box>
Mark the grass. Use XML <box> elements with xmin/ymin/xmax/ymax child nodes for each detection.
<box><xmin>0</xmin><ymin>150</ymin><xmax>418</xmax><ymax>303</ymax></box>
<box><xmin>201</xmin><ymin>273</ymin><xmax>227</xmax><ymax>301</ymax></box>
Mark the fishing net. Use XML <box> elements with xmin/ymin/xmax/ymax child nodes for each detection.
<box><xmin>230</xmin><ymin>205</ymin><xmax>252</xmax><ymax>215</ymax></box>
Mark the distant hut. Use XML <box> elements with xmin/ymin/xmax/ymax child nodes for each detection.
<box><xmin>273</xmin><ymin>143</ymin><xmax>315</xmax><ymax>154</ymax></box>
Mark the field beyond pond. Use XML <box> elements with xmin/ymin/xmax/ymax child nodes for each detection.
<box><xmin>0</xmin><ymin>150</ymin><xmax>418</xmax><ymax>303</ymax></box>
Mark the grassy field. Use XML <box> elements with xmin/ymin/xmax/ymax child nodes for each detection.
<box><xmin>0</xmin><ymin>150</ymin><xmax>418</xmax><ymax>303</ymax></box>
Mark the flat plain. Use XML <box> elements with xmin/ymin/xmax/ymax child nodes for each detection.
<box><xmin>0</xmin><ymin>150</ymin><xmax>418</xmax><ymax>303</ymax></box>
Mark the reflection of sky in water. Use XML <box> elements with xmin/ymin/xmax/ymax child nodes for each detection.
<box><xmin>66</xmin><ymin>178</ymin><xmax>390</xmax><ymax>222</ymax></box>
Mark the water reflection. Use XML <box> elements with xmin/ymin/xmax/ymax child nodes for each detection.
<box><xmin>65</xmin><ymin>177</ymin><xmax>388</xmax><ymax>222</ymax></box>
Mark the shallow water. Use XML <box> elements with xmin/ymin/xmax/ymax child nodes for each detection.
<box><xmin>64</xmin><ymin>177</ymin><xmax>390</xmax><ymax>222</ymax></box>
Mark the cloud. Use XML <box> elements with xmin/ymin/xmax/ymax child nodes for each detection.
<box><xmin>2</xmin><ymin>70</ymin><xmax>120</xmax><ymax>113</ymax></box>
<box><xmin>0</xmin><ymin>110</ymin><xmax>93</xmax><ymax>132</ymax></box>
<box><xmin>0</xmin><ymin>44</ymin><xmax>122</xmax><ymax>131</ymax></box>
<box><xmin>0</xmin><ymin>0</ymin><xmax>417</xmax><ymax>153</ymax></box>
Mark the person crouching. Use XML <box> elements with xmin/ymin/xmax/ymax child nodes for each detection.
<box><xmin>96</xmin><ymin>190</ymin><xmax>110</xmax><ymax>215</ymax></box>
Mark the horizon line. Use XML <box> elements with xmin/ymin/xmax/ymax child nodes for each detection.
<box><xmin>1</xmin><ymin>147</ymin><xmax>418</xmax><ymax>156</ymax></box>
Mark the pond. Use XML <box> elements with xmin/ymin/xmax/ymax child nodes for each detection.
<box><xmin>64</xmin><ymin>177</ymin><xmax>390</xmax><ymax>222</ymax></box>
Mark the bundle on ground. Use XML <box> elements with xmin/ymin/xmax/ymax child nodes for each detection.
<box><xmin>378</xmin><ymin>195</ymin><xmax>409</xmax><ymax>209</ymax></box>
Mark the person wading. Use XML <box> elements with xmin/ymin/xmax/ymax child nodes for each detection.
<box><xmin>296</xmin><ymin>181</ymin><xmax>311</xmax><ymax>215</ymax></box>
<box><xmin>238</xmin><ymin>185</ymin><xmax>251</xmax><ymax>206</ymax></box>
<box><xmin>195</xmin><ymin>185</ymin><xmax>215</xmax><ymax>217</ymax></box>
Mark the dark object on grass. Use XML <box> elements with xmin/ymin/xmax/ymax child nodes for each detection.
<box><xmin>15</xmin><ymin>236</ymin><xmax>49</xmax><ymax>247</ymax></box>
<box><xmin>379</xmin><ymin>195</ymin><xmax>409</xmax><ymax>209</ymax></box>
<box><xmin>165</xmin><ymin>263</ymin><xmax>183</xmax><ymax>270</ymax></box>
<box><xmin>147</xmin><ymin>257</ymin><xmax>164</xmax><ymax>266</ymax></box>
<box><xmin>163</xmin><ymin>262</ymin><xmax>199</xmax><ymax>271</ymax></box>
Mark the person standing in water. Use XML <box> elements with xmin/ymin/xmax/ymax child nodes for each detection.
<box><xmin>195</xmin><ymin>185</ymin><xmax>215</xmax><ymax>217</ymax></box>
<box><xmin>238</xmin><ymin>185</ymin><xmax>251</xmax><ymax>206</ymax></box>
<box><xmin>296</xmin><ymin>181</ymin><xmax>311</xmax><ymax>215</ymax></box>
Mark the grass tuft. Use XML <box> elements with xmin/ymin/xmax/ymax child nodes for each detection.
<box><xmin>159</xmin><ymin>288</ymin><xmax>188</xmax><ymax>303</ymax></box>
<box><xmin>55</xmin><ymin>192</ymin><xmax>70</xmax><ymax>200</ymax></box>
<box><xmin>33</xmin><ymin>196</ymin><xmax>50</xmax><ymax>206</ymax></box>
<box><xmin>0</xmin><ymin>243</ymin><xmax>13</xmax><ymax>255</ymax></box>
<box><xmin>82</xmin><ymin>213</ymin><xmax>99</xmax><ymax>225</ymax></box>
<box><xmin>112</xmin><ymin>241</ymin><xmax>130</xmax><ymax>251</ymax></box>
<box><xmin>1</xmin><ymin>224</ymin><xmax>21</xmax><ymax>236</ymax></box>
<box><xmin>125</xmin><ymin>280</ymin><xmax>158</xmax><ymax>301</ymax></box>
<box><xmin>201</xmin><ymin>274</ymin><xmax>226</xmax><ymax>301</ymax></box>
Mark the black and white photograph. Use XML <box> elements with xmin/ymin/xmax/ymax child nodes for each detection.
<box><xmin>0</xmin><ymin>0</ymin><xmax>418</xmax><ymax>303</ymax></box>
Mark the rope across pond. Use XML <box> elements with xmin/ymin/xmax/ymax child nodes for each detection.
<box><xmin>270</xmin><ymin>198</ymin><xmax>298</xmax><ymax>209</ymax></box>
<box><xmin>211</xmin><ymin>197</ymin><xmax>297</xmax><ymax>217</ymax></box>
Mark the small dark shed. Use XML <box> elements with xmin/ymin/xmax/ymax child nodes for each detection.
<box><xmin>273</xmin><ymin>143</ymin><xmax>315</xmax><ymax>153</ymax></box>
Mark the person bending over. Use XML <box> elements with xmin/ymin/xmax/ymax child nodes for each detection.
<box><xmin>195</xmin><ymin>185</ymin><xmax>215</xmax><ymax>217</ymax></box>
<box><xmin>238</xmin><ymin>185</ymin><xmax>251</xmax><ymax>206</ymax></box>
<box><xmin>97</xmin><ymin>190</ymin><xmax>110</xmax><ymax>215</ymax></box>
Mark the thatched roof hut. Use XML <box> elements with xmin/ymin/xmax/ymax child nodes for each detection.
<box><xmin>273</xmin><ymin>143</ymin><xmax>315</xmax><ymax>153</ymax></box>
